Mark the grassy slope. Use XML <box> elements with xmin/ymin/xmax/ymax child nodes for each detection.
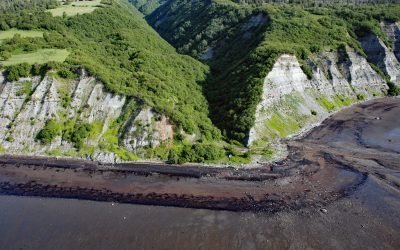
<box><xmin>1</xmin><ymin>48</ymin><xmax>69</xmax><ymax>65</ymax></box>
<box><xmin>0</xmin><ymin>29</ymin><xmax>43</xmax><ymax>40</ymax></box>
<box><xmin>48</xmin><ymin>0</ymin><xmax>102</xmax><ymax>16</ymax></box>
<box><xmin>0</xmin><ymin>0</ymin><xmax>59</xmax><ymax>12</ymax></box>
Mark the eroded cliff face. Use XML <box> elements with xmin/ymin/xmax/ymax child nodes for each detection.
<box><xmin>248</xmin><ymin>46</ymin><xmax>388</xmax><ymax>146</ymax></box>
<box><xmin>381</xmin><ymin>22</ymin><xmax>400</xmax><ymax>62</ymax></box>
<box><xmin>121</xmin><ymin>108</ymin><xmax>173</xmax><ymax>152</ymax></box>
<box><xmin>0</xmin><ymin>71</ymin><xmax>173</xmax><ymax>162</ymax></box>
<box><xmin>359</xmin><ymin>32</ymin><xmax>400</xmax><ymax>84</ymax></box>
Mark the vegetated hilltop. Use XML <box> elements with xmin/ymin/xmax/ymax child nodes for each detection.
<box><xmin>0</xmin><ymin>0</ymin><xmax>236</xmax><ymax>164</ymax></box>
<box><xmin>131</xmin><ymin>0</ymin><xmax>400</xmax><ymax>144</ymax></box>
<box><xmin>0</xmin><ymin>0</ymin><xmax>59</xmax><ymax>12</ymax></box>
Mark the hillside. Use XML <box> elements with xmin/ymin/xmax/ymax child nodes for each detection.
<box><xmin>0</xmin><ymin>0</ymin><xmax>399</xmax><ymax>164</ymax></box>
<box><xmin>0</xmin><ymin>0</ymin><xmax>59</xmax><ymax>12</ymax></box>
<box><xmin>132</xmin><ymin>0</ymin><xmax>400</xmax><ymax>144</ymax></box>
<box><xmin>0</xmin><ymin>0</ymin><xmax>231</xmax><ymax>163</ymax></box>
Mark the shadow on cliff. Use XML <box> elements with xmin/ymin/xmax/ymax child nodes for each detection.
<box><xmin>201</xmin><ymin>14</ymin><xmax>270</xmax><ymax>144</ymax></box>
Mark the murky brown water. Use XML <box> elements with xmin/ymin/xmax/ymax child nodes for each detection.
<box><xmin>0</xmin><ymin>174</ymin><xmax>400</xmax><ymax>250</ymax></box>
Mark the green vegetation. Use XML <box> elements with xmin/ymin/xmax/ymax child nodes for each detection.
<box><xmin>167</xmin><ymin>143</ymin><xmax>225</xmax><ymax>164</ymax></box>
<box><xmin>128</xmin><ymin>0</ymin><xmax>165</xmax><ymax>15</ymax></box>
<box><xmin>1</xmin><ymin>49</ymin><xmax>69</xmax><ymax>66</ymax></box>
<box><xmin>5</xmin><ymin>136</ymin><xmax>14</xmax><ymax>142</ymax></box>
<box><xmin>357</xmin><ymin>93</ymin><xmax>366</xmax><ymax>101</ymax></box>
<box><xmin>64</xmin><ymin>122</ymin><xmax>93</xmax><ymax>149</ymax></box>
<box><xmin>16</xmin><ymin>80</ymin><xmax>32</xmax><ymax>96</ymax></box>
<box><xmin>134</xmin><ymin>0</ymin><xmax>400</xmax><ymax>143</ymax></box>
<box><xmin>0</xmin><ymin>0</ymin><xmax>224</xmax><ymax>163</ymax></box>
<box><xmin>5</xmin><ymin>63</ymin><xmax>31</xmax><ymax>81</ymax></box>
<box><xmin>0</xmin><ymin>1</ymin><xmax>220</xmax><ymax>143</ymax></box>
<box><xmin>0</xmin><ymin>0</ymin><xmax>59</xmax><ymax>13</ymax></box>
<box><xmin>48</xmin><ymin>0</ymin><xmax>103</xmax><ymax>16</ymax></box>
<box><xmin>266</xmin><ymin>113</ymin><xmax>300</xmax><ymax>138</ymax></box>
<box><xmin>317</xmin><ymin>97</ymin><xmax>337</xmax><ymax>111</ymax></box>
<box><xmin>2</xmin><ymin>0</ymin><xmax>400</xmax><ymax>163</ymax></box>
<box><xmin>388</xmin><ymin>81</ymin><xmax>400</xmax><ymax>96</ymax></box>
<box><xmin>144</xmin><ymin>0</ymin><xmax>253</xmax><ymax>58</ymax></box>
<box><xmin>249</xmin><ymin>146</ymin><xmax>275</xmax><ymax>161</ymax></box>
<box><xmin>333</xmin><ymin>95</ymin><xmax>353</xmax><ymax>107</ymax></box>
<box><xmin>36</xmin><ymin>119</ymin><xmax>62</xmax><ymax>144</ymax></box>
<box><xmin>0</xmin><ymin>30</ymin><xmax>43</xmax><ymax>42</ymax></box>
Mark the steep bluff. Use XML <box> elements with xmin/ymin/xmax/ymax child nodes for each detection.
<box><xmin>248</xmin><ymin>47</ymin><xmax>388</xmax><ymax>146</ymax></box>
<box><xmin>381</xmin><ymin>22</ymin><xmax>400</xmax><ymax>62</ymax></box>
<box><xmin>359</xmin><ymin>31</ymin><xmax>400</xmax><ymax>84</ymax></box>
<box><xmin>0</xmin><ymin>71</ymin><xmax>173</xmax><ymax>162</ymax></box>
<box><xmin>121</xmin><ymin>108</ymin><xmax>173</xmax><ymax>152</ymax></box>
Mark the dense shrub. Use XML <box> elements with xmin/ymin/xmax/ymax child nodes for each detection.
<box><xmin>0</xmin><ymin>0</ymin><xmax>59</xmax><ymax>13</ymax></box>
<box><xmin>168</xmin><ymin>143</ymin><xmax>225</xmax><ymax>164</ymax></box>
<box><xmin>64</xmin><ymin>123</ymin><xmax>93</xmax><ymax>149</ymax></box>
<box><xmin>388</xmin><ymin>82</ymin><xmax>400</xmax><ymax>96</ymax></box>
<box><xmin>36</xmin><ymin>119</ymin><xmax>62</xmax><ymax>144</ymax></box>
<box><xmin>6</xmin><ymin>63</ymin><xmax>32</xmax><ymax>81</ymax></box>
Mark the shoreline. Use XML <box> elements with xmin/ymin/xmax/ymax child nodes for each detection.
<box><xmin>251</xmin><ymin>96</ymin><xmax>397</xmax><ymax>166</ymax></box>
<box><xmin>0</xmin><ymin>97</ymin><xmax>399</xmax><ymax>212</ymax></box>
<box><xmin>1</xmin><ymin>97</ymin><xmax>394</xmax><ymax>169</ymax></box>
<box><xmin>0</xmin><ymin>153</ymin><xmax>368</xmax><ymax>212</ymax></box>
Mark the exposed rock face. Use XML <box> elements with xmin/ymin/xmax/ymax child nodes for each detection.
<box><xmin>248</xmin><ymin>47</ymin><xmax>387</xmax><ymax>146</ymax></box>
<box><xmin>92</xmin><ymin>150</ymin><xmax>116</xmax><ymax>164</ymax></box>
<box><xmin>0</xmin><ymin>73</ymin><xmax>125</xmax><ymax>153</ymax></box>
<box><xmin>121</xmin><ymin>107</ymin><xmax>173</xmax><ymax>152</ymax></box>
<box><xmin>381</xmin><ymin>22</ymin><xmax>400</xmax><ymax>62</ymax></box>
<box><xmin>359</xmin><ymin>32</ymin><xmax>400</xmax><ymax>85</ymax></box>
<box><xmin>0</xmin><ymin>71</ymin><xmax>173</xmax><ymax>160</ymax></box>
<box><xmin>6</xmin><ymin>77</ymin><xmax>62</xmax><ymax>151</ymax></box>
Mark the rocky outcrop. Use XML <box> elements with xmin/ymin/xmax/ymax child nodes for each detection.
<box><xmin>0</xmin><ymin>73</ymin><xmax>126</xmax><ymax>153</ymax></box>
<box><xmin>359</xmin><ymin>32</ymin><xmax>400</xmax><ymax>85</ymax></box>
<box><xmin>121</xmin><ymin>107</ymin><xmax>173</xmax><ymax>152</ymax></box>
<box><xmin>248</xmin><ymin>47</ymin><xmax>387</xmax><ymax>146</ymax></box>
<box><xmin>381</xmin><ymin>21</ymin><xmax>400</xmax><ymax>62</ymax></box>
<box><xmin>0</xmin><ymin>71</ymin><xmax>174</xmax><ymax>160</ymax></box>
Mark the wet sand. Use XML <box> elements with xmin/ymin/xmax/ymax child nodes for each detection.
<box><xmin>0</xmin><ymin>97</ymin><xmax>399</xmax><ymax>249</ymax></box>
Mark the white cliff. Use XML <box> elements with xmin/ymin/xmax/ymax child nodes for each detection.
<box><xmin>249</xmin><ymin>46</ymin><xmax>387</xmax><ymax>146</ymax></box>
<box><xmin>121</xmin><ymin>107</ymin><xmax>173</xmax><ymax>152</ymax></box>
<box><xmin>359</xmin><ymin>32</ymin><xmax>400</xmax><ymax>85</ymax></box>
<box><xmin>0</xmin><ymin>70</ymin><xmax>174</xmax><ymax>160</ymax></box>
<box><xmin>381</xmin><ymin>21</ymin><xmax>400</xmax><ymax>62</ymax></box>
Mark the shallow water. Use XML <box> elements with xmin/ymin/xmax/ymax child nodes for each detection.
<box><xmin>0</xmin><ymin>175</ymin><xmax>399</xmax><ymax>250</ymax></box>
